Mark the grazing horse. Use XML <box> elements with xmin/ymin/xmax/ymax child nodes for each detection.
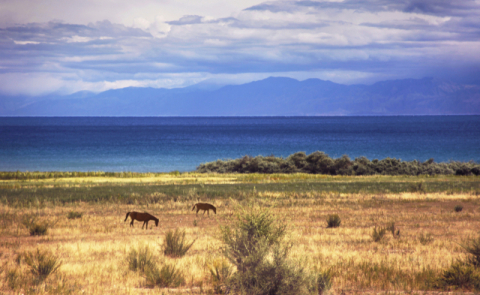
<box><xmin>124</xmin><ymin>212</ymin><xmax>159</xmax><ymax>229</ymax></box>
<box><xmin>192</xmin><ymin>203</ymin><xmax>216</xmax><ymax>216</ymax></box>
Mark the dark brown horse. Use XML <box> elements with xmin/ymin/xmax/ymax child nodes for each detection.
<box><xmin>192</xmin><ymin>203</ymin><xmax>216</xmax><ymax>216</ymax></box>
<box><xmin>124</xmin><ymin>212</ymin><xmax>159</xmax><ymax>229</ymax></box>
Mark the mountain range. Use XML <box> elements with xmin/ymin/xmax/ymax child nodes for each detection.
<box><xmin>1</xmin><ymin>77</ymin><xmax>479</xmax><ymax>116</ymax></box>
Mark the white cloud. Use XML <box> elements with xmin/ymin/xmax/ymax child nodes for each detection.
<box><xmin>1</xmin><ymin>0</ymin><xmax>480</xmax><ymax>96</ymax></box>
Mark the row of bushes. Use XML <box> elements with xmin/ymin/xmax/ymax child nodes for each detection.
<box><xmin>197</xmin><ymin>152</ymin><xmax>480</xmax><ymax>176</ymax></box>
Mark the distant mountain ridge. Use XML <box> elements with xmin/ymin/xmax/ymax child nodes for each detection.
<box><xmin>1</xmin><ymin>77</ymin><xmax>479</xmax><ymax>116</ymax></box>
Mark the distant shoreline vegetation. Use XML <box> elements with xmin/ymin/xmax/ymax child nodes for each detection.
<box><xmin>196</xmin><ymin>152</ymin><xmax>480</xmax><ymax>176</ymax></box>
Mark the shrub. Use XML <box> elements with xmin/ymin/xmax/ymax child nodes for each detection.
<box><xmin>419</xmin><ymin>233</ymin><xmax>434</xmax><ymax>245</ymax></box>
<box><xmin>209</xmin><ymin>259</ymin><xmax>232</xmax><ymax>294</ymax></box>
<box><xmin>326</xmin><ymin>214</ymin><xmax>341</xmax><ymax>228</ymax></box>
<box><xmin>162</xmin><ymin>228</ymin><xmax>196</xmax><ymax>258</ymax></box>
<box><xmin>220</xmin><ymin>205</ymin><xmax>319</xmax><ymax>295</ymax></box>
<box><xmin>462</xmin><ymin>236</ymin><xmax>480</xmax><ymax>268</ymax></box>
<box><xmin>454</xmin><ymin>205</ymin><xmax>463</xmax><ymax>212</ymax></box>
<box><xmin>22</xmin><ymin>216</ymin><xmax>48</xmax><ymax>236</ymax></box>
<box><xmin>313</xmin><ymin>269</ymin><xmax>332</xmax><ymax>295</ymax></box>
<box><xmin>372</xmin><ymin>227</ymin><xmax>386</xmax><ymax>242</ymax></box>
<box><xmin>67</xmin><ymin>211</ymin><xmax>83</xmax><ymax>219</ymax></box>
<box><xmin>127</xmin><ymin>245</ymin><xmax>155</xmax><ymax>273</ymax></box>
<box><xmin>24</xmin><ymin>249</ymin><xmax>62</xmax><ymax>282</ymax></box>
<box><xmin>145</xmin><ymin>263</ymin><xmax>185</xmax><ymax>288</ymax></box>
<box><xmin>437</xmin><ymin>261</ymin><xmax>480</xmax><ymax>290</ymax></box>
<box><xmin>6</xmin><ymin>268</ymin><xmax>23</xmax><ymax>290</ymax></box>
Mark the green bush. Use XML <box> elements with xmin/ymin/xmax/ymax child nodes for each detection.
<box><xmin>372</xmin><ymin>227</ymin><xmax>386</xmax><ymax>243</ymax></box>
<box><xmin>326</xmin><ymin>214</ymin><xmax>341</xmax><ymax>228</ymax></box>
<box><xmin>162</xmin><ymin>228</ymin><xmax>196</xmax><ymax>258</ymax></box>
<box><xmin>313</xmin><ymin>269</ymin><xmax>332</xmax><ymax>295</ymax></box>
<box><xmin>419</xmin><ymin>233</ymin><xmax>434</xmax><ymax>245</ymax></box>
<box><xmin>67</xmin><ymin>211</ymin><xmax>83</xmax><ymax>219</ymax></box>
<box><xmin>127</xmin><ymin>245</ymin><xmax>155</xmax><ymax>273</ymax></box>
<box><xmin>220</xmin><ymin>205</ymin><xmax>322</xmax><ymax>295</ymax></box>
<box><xmin>462</xmin><ymin>236</ymin><xmax>480</xmax><ymax>268</ymax></box>
<box><xmin>437</xmin><ymin>262</ymin><xmax>480</xmax><ymax>290</ymax></box>
<box><xmin>24</xmin><ymin>249</ymin><xmax>62</xmax><ymax>282</ymax></box>
<box><xmin>196</xmin><ymin>151</ymin><xmax>480</xmax><ymax>176</ymax></box>
<box><xmin>145</xmin><ymin>263</ymin><xmax>185</xmax><ymax>288</ymax></box>
<box><xmin>454</xmin><ymin>205</ymin><xmax>463</xmax><ymax>212</ymax></box>
<box><xmin>209</xmin><ymin>260</ymin><xmax>233</xmax><ymax>294</ymax></box>
<box><xmin>22</xmin><ymin>216</ymin><xmax>48</xmax><ymax>236</ymax></box>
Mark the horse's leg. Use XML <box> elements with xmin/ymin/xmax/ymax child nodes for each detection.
<box><xmin>130</xmin><ymin>219</ymin><xmax>134</xmax><ymax>227</ymax></box>
<box><xmin>145</xmin><ymin>221</ymin><xmax>149</xmax><ymax>229</ymax></box>
<box><xmin>208</xmin><ymin>209</ymin><xmax>210</xmax><ymax>216</ymax></box>
<box><xmin>142</xmin><ymin>221</ymin><xmax>145</xmax><ymax>229</ymax></box>
<box><xmin>196</xmin><ymin>208</ymin><xmax>200</xmax><ymax>215</ymax></box>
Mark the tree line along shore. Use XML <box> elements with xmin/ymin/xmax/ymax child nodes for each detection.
<box><xmin>196</xmin><ymin>151</ymin><xmax>480</xmax><ymax>176</ymax></box>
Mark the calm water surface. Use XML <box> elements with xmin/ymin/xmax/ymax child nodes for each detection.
<box><xmin>1</xmin><ymin>116</ymin><xmax>479</xmax><ymax>172</ymax></box>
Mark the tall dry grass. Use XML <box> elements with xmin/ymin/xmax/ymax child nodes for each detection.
<box><xmin>0</xmin><ymin>176</ymin><xmax>479</xmax><ymax>294</ymax></box>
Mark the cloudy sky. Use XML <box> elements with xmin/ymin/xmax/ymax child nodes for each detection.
<box><xmin>1</xmin><ymin>0</ymin><xmax>480</xmax><ymax>96</ymax></box>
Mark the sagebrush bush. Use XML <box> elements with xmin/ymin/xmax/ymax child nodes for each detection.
<box><xmin>454</xmin><ymin>205</ymin><xmax>463</xmax><ymax>212</ymax></box>
<box><xmin>196</xmin><ymin>151</ymin><xmax>480</xmax><ymax>176</ymax></box>
<box><xmin>67</xmin><ymin>211</ymin><xmax>83</xmax><ymax>219</ymax></box>
<box><xmin>127</xmin><ymin>245</ymin><xmax>155</xmax><ymax>273</ymax></box>
<box><xmin>22</xmin><ymin>216</ymin><xmax>48</xmax><ymax>236</ymax></box>
<box><xmin>326</xmin><ymin>214</ymin><xmax>341</xmax><ymax>228</ymax></box>
<box><xmin>220</xmin><ymin>205</ymin><xmax>325</xmax><ymax>295</ymax></box>
<box><xmin>437</xmin><ymin>262</ymin><xmax>480</xmax><ymax>290</ymax></box>
<box><xmin>162</xmin><ymin>228</ymin><xmax>196</xmax><ymax>258</ymax></box>
<box><xmin>419</xmin><ymin>233</ymin><xmax>434</xmax><ymax>245</ymax></box>
<box><xmin>372</xmin><ymin>227</ymin><xmax>387</xmax><ymax>242</ymax></box>
<box><xmin>145</xmin><ymin>263</ymin><xmax>185</xmax><ymax>288</ymax></box>
<box><xmin>209</xmin><ymin>260</ymin><xmax>232</xmax><ymax>294</ymax></box>
<box><xmin>24</xmin><ymin>249</ymin><xmax>62</xmax><ymax>281</ymax></box>
<box><xmin>313</xmin><ymin>269</ymin><xmax>332</xmax><ymax>295</ymax></box>
<box><xmin>462</xmin><ymin>236</ymin><xmax>480</xmax><ymax>268</ymax></box>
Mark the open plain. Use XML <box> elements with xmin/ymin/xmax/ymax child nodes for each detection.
<box><xmin>0</xmin><ymin>173</ymin><xmax>479</xmax><ymax>294</ymax></box>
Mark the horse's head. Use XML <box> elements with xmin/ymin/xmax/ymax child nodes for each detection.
<box><xmin>155</xmin><ymin>218</ymin><xmax>159</xmax><ymax>227</ymax></box>
<box><xmin>213</xmin><ymin>207</ymin><xmax>217</xmax><ymax>214</ymax></box>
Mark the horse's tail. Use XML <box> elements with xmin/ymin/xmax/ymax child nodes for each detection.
<box><xmin>192</xmin><ymin>204</ymin><xmax>197</xmax><ymax>211</ymax></box>
<box><xmin>124</xmin><ymin>212</ymin><xmax>130</xmax><ymax>222</ymax></box>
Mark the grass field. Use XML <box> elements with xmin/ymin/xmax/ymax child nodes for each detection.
<box><xmin>1</xmin><ymin>173</ymin><xmax>479</xmax><ymax>294</ymax></box>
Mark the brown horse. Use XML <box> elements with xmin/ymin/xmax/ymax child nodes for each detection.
<box><xmin>192</xmin><ymin>203</ymin><xmax>216</xmax><ymax>216</ymax></box>
<box><xmin>124</xmin><ymin>212</ymin><xmax>159</xmax><ymax>229</ymax></box>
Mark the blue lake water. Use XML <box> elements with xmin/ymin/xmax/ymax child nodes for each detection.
<box><xmin>1</xmin><ymin>116</ymin><xmax>479</xmax><ymax>172</ymax></box>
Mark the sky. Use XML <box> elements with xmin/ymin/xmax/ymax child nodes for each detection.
<box><xmin>0</xmin><ymin>0</ymin><xmax>480</xmax><ymax>96</ymax></box>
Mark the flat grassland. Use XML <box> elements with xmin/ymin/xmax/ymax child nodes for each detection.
<box><xmin>1</xmin><ymin>173</ymin><xmax>479</xmax><ymax>294</ymax></box>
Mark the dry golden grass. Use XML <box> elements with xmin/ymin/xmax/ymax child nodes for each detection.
<box><xmin>0</xmin><ymin>177</ymin><xmax>479</xmax><ymax>294</ymax></box>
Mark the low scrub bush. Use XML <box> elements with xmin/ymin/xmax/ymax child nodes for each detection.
<box><xmin>22</xmin><ymin>216</ymin><xmax>48</xmax><ymax>236</ymax></box>
<box><xmin>437</xmin><ymin>262</ymin><xmax>480</xmax><ymax>290</ymax></box>
<box><xmin>67</xmin><ymin>211</ymin><xmax>83</xmax><ymax>219</ymax></box>
<box><xmin>220</xmin><ymin>204</ymin><xmax>327</xmax><ymax>295</ymax></box>
<box><xmin>454</xmin><ymin>205</ymin><xmax>463</xmax><ymax>212</ymax></box>
<box><xmin>209</xmin><ymin>259</ymin><xmax>233</xmax><ymax>294</ymax></box>
<box><xmin>127</xmin><ymin>245</ymin><xmax>155</xmax><ymax>273</ymax></box>
<box><xmin>326</xmin><ymin>214</ymin><xmax>341</xmax><ymax>228</ymax></box>
<box><xmin>462</xmin><ymin>236</ymin><xmax>480</xmax><ymax>268</ymax></box>
<box><xmin>162</xmin><ymin>228</ymin><xmax>196</xmax><ymax>258</ymax></box>
<box><xmin>24</xmin><ymin>248</ymin><xmax>62</xmax><ymax>282</ymax></box>
<box><xmin>372</xmin><ymin>227</ymin><xmax>387</xmax><ymax>242</ymax></box>
<box><xmin>196</xmin><ymin>151</ymin><xmax>480</xmax><ymax>176</ymax></box>
<box><xmin>145</xmin><ymin>263</ymin><xmax>185</xmax><ymax>288</ymax></box>
<box><xmin>313</xmin><ymin>269</ymin><xmax>332</xmax><ymax>295</ymax></box>
<box><xmin>419</xmin><ymin>233</ymin><xmax>434</xmax><ymax>245</ymax></box>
